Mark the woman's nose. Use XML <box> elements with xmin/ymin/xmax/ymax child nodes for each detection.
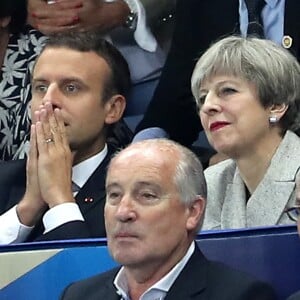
<box><xmin>200</xmin><ymin>92</ymin><xmax>221</xmax><ymax>115</ymax></box>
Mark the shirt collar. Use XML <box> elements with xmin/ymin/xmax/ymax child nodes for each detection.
<box><xmin>265</xmin><ymin>0</ymin><xmax>279</xmax><ymax>8</ymax></box>
<box><xmin>240</xmin><ymin>0</ymin><xmax>279</xmax><ymax>9</ymax></box>
<box><xmin>114</xmin><ymin>242</ymin><xmax>195</xmax><ymax>299</ymax></box>
<box><xmin>72</xmin><ymin>144</ymin><xmax>108</xmax><ymax>188</ymax></box>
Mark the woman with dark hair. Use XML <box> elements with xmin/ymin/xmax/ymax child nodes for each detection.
<box><xmin>0</xmin><ymin>0</ymin><xmax>47</xmax><ymax>160</ymax></box>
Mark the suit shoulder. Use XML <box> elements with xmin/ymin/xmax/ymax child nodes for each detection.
<box><xmin>204</xmin><ymin>159</ymin><xmax>236</xmax><ymax>180</ymax></box>
<box><xmin>207</xmin><ymin>260</ymin><xmax>276</xmax><ymax>299</ymax></box>
<box><xmin>62</xmin><ymin>268</ymin><xmax>119</xmax><ymax>300</ymax></box>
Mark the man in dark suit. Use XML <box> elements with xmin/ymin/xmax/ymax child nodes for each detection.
<box><xmin>61</xmin><ymin>139</ymin><xmax>277</xmax><ymax>300</ymax></box>
<box><xmin>134</xmin><ymin>0</ymin><xmax>300</xmax><ymax>147</ymax></box>
<box><xmin>0</xmin><ymin>30</ymin><xmax>130</xmax><ymax>244</ymax></box>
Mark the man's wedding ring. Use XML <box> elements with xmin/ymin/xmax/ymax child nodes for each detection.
<box><xmin>45</xmin><ymin>138</ymin><xmax>54</xmax><ymax>144</ymax></box>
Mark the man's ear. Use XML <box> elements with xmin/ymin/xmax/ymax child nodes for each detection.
<box><xmin>186</xmin><ymin>196</ymin><xmax>206</xmax><ymax>231</ymax></box>
<box><xmin>104</xmin><ymin>95</ymin><xmax>126</xmax><ymax>125</ymax></box>
<box><xmin>269</xmin><ymin>103</ymin><xmax>289</xmax><ymax>121</ymax></box>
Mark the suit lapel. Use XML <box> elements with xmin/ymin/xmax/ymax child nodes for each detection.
<box><xmin>95</xmin><ymin>268</ymin><xmax>121</xmax><ymax>300</ymax></box>
<box><xmin>102</xmin><ymin>285</ymin><xmax>121</xmax><ymax>300</ymax></box>
<box><xmin>247</xmin><ymin>180</ymin><xmax>295</xmax><ymax>226</ymax></box>
<box><xmin>75</xmin><ymin>149</ymin><xmax>112</xmax><ymax>215</ymax></box>
<box><xmin>221</xmin><ymin>169</ymin><xmax>247</xmax><ymax>228</ymax></box>
<box><xmin>105</xmin><ymin>286</ymin><xmax>122</xmax><ymax>300</ymax></box>
<box><xmin>165</xmin><ymin>245</ymin><xmax>207</xmax><ymax>300</ymax></box>
<box><xmin>247</xmin><ymin>131</ymin><xmax>300</xmax><ymax>226</ymax></box>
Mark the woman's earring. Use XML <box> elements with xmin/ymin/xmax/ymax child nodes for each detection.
<box><xmin>269</xmin><ymin>116</ymin><xmax>278</xmax><ymax>124</ymax></box>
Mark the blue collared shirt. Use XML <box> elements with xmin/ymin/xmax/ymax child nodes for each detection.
<box><xmin>239</xmin><ymin>0</ymin><xmax>285</xmax><ymax>45</ymax></box>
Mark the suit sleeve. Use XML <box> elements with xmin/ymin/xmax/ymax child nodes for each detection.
<box><xmin>34</xmin><ymin>199</ymin><xmax>106</xmax><ymax>241</ymax></box>
<box><xmin>139</xmin><ymin>0</ymin><xmax>176</xmax><ymax>27</ymax></box>
<box><xmin>33</xmin><ymin>193</ymin><xmax>107</xmax><ymax>241</ymax></box>
<box><xmin>35</xmin><ymin>220</ymin><xmax>92</xmax><ymax>241</ymax></box>
<box><xmin>135</xmin><ymin>0</ymin><xmax>202</xmax><ymax>146</ymax></box>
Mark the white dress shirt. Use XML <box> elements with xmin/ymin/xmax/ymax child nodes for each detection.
<box><xmin>114</xmin><ymin>242</ymin><xmax>195</xmax><ymax>300</ymax></box>
<box><xmin>131</xmin><ymin>0</ymin><xmax>157</xmax><ymax>52</ymax></box>
<box><xmin>0</xmin><ymin>145</ymin><xmax>108</xmax><ymax>244</ymax></box>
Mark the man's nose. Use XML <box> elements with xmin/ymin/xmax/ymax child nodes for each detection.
<box><xmin>42</xmin><ymin>84</ymin><xmax>62</xmax><ymax>109</ymax></box>
<box><xmin>115</xmin><ymin>195</ymin><xmax>137</xmax><ymax>222</ymax></box>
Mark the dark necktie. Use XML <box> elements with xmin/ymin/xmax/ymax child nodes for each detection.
<box><xmin>245</xmin><ymin>0</ymin><xmax>266</xmax><ymax>37</ymax></box>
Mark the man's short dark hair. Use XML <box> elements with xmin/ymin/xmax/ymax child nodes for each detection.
<box><xmin>42</xmin><ymin>30</ymin><xmax>131</xmax><ymax>102</ymax></box>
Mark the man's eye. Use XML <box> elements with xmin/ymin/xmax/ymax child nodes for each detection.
<box><xmin>65</xmin><ymin>84</ymin><xmax>78</xmax><ymax>93</ymax></box>
<box><xmin>33</xmin><ymin>84</ymin><xmax>48</xmax><ymax>93</ymax></box>
<box><xmin>143</xmin><ymin>193</ymin><xmax>155</xmax><ymax>199</ymax></box>
<box><xmin>137</xmin><ymin>192</ymin><xmax>157</xmax><ymax>201</ymax></box>
<box><xmin>106</xmin><ymin>191</ymin><xmax>122</xmax><ymax>204</ymax></box>
<box><xmin>108</xmin><ymin>192</ymin><xmax>121</xmax><ymax>199</ymax></box>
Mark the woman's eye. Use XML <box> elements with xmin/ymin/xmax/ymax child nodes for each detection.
<box><xmin>198</xmin><ymin>94</ymin><xmax>207</xmax><ymax>104</ymax></box>
<box><xmin>220</xmin><ymin>87</ymin><xmax>237</xmax><ymax>95</ymax></box>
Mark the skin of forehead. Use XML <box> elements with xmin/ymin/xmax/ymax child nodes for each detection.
<box><xmin>108</xmin><ymin>143</ymin><xmax>182</xmax><ymax>184</ymax></box>
<box><xmin>34</xmin><ymin>47</ymin><xmax>111</xmax><ymax>77</ymax></box>
<box><xmin>115</xmin><ymin>143</ymin><xmax>181</xmax><ymax>166</ymax></box>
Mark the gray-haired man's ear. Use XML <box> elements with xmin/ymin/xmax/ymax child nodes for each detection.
<box><xmin>186</xmin><ymin>196</ymin><xmax>206</xmax><ymax>232</ymax></box>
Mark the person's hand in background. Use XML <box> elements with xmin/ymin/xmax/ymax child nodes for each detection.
<box><xmin>28</xmin><ymin>0</ymin><xmax>130</xmax><ymax>35</ymax></box>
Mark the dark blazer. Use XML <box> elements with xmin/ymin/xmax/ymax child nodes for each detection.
<box><xmin>135</xmin><ymin>0</ymin><xmax>300</xmax><ymax>146</ymax></box>
<box><xmin>61</xmin><ymin>245</ymin><xmax>277</xmax><ymax>300</ymax></box>
<box><xmin>0</xmin><ymin>146</ymin><xmax>115</xmax><ymax>242</ymax></box>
